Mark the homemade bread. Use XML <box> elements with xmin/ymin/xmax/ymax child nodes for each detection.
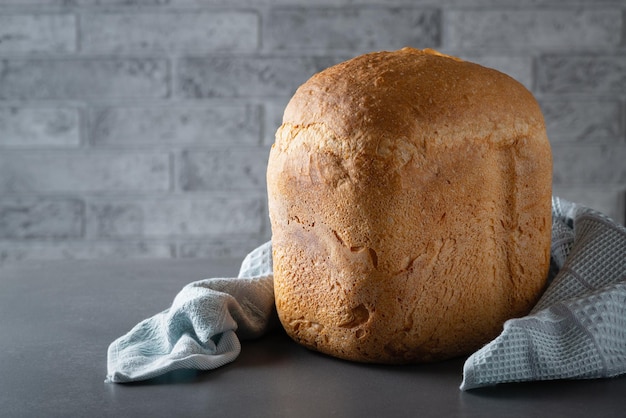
<box><xmin>267</xmin><ymin>48</ymin><xmax>552</xmax><ymax>363</ymax></box>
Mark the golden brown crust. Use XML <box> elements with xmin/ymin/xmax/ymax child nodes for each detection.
<box><xmin>267</xmin><ymin>48</ymin><xmax>552</xmax><ymax>363</ymax></box>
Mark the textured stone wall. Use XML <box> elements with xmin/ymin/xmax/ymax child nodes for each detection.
<box><xmin>0</xmin><ymin>0</ymin><xmax>624</xmax><ymax>265</ymax></box>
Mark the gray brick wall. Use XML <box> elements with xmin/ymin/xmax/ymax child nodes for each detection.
<box><xmin>0</xmin><ymin>0</ymin><xmax>624</xmax><ymax>266</ymax></box>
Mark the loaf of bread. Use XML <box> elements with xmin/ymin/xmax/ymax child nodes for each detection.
<box><xmin>266</xmin><ymin>48</ymin><xmax>552</xmax><ymax>363</ymax></box>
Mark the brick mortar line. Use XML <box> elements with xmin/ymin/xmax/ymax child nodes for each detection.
<box><xmin>0</xmin><ymin>191</ymin><xmax>269</xmax><ymax>199</ymax></box>
<box><xmin>0</xmin><ymin>237</ymin><xmax>267</xmax><ymax>245</ymax></box>
<box><xmin>0</xmin><ymin>1</ymin><xmax>623</xmax><ymax>12</ymax></box>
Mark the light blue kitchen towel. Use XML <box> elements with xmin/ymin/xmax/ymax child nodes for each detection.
<box><xmin>107</xmin><ymin>197</ymin><xmax>626</xmax><ymax>388</ymax></box>
<box><xmin>460</xmin><ymin>197</ymin><xmax>626</xmax><ymax>390</ymax></box>
<box><xmin>106</xmin><ymin>241</ymin><xmax>275</xmax><ymax>383</ymax></box>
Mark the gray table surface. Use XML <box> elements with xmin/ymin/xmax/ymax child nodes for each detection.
<box><xmin>1</xmin><ymin>257</ymin><xmax>625</xmax><ymax>418</ymax></box>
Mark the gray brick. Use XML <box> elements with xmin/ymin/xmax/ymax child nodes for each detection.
<box><xmin>0</xmin><ymin>14</ymin><xmax>76</xmax><ymax>53</ymax></box>
<box><xmin>0</xmin><ymin>107</ymin><xmax>80</xmax><ymax>147</ymax></box>
<box><xmin>87</xmin><ymin>197</ymin><xmax>264</xmax><ymax>238</ymax></box>
<box><xmin>0</xmin><ymin>58</ymin><xmax>168</xmax><ymax>100</ymax></box>
<box><xmin>177</xmin><ymin>56</ymin><xmax>344</xmax><ymax>98</ymax></box>
<box><xmin>446</xmin><ymin>9</ymin><xmax>621</xmax><ymax>49</ymax></box>
<box><xmin>537</xmin><ymin>54</ymin><xmax>626</xmax><ymax>94</ymax></box>
<box><xmin>179</xmin><ymin>239</ymin><xmax>267</xmax><ymax>260</ymax></box>
<box><xmin>0</xmin><ymin>241</ymin><xmax>174</xmax><ymax>266</ymax></box>
<box><xmin>552</xmin><ymin>144</ymin><xmax>626</xmax><ymax>185</ymax></box>
<box><xmin>91</xmin><ymin>104</ymin><xmax>261</xmax><ymax>146</ymax></box>
<box><xmin>81</xmin><ymin>11</ymin><xmax>258</xmax><ymax>53</ymax></box>
<box><xmin>540</xmin><ymin>100</ymin><xmax>622</xmax><ymax>142</ymax></box>
<box><xmin>0</xmin><ymin>151</ymin><xmax>170</xmax><ymax>193</ymax></box>
<box><xmin>0</xmin><ymin>197</ymin><xmax>84</xmax><ymax>239</ymax></box>
<box><xmin>178</xmin><ymin>148</ymin><xmax>269</xmax><ymax>191</ymax></box>
<box><xmin>552</xmin><ymin>185</ymin><xmax>625</xmax><ymax>225</ymax></box>
<box><xmin>267</xmin><ymin>7</ymin><xmax>440</xmax><ymax>51</ymax></box>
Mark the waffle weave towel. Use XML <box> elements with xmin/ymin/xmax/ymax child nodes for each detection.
<box><xmin>105</xmin><ymin>242</ymin><xmax>275</xmax><ymax>383</ymax></box>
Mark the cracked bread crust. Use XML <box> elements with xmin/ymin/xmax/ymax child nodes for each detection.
<box><xmin>267</xmin><ymin>48</ymin><xmax>552</xmax><ymax>363</ymax></box>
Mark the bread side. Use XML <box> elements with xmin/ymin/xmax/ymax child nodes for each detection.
<box><xmin>267</xmin><ymin>48</ymin><xmax>552</xmax><ymax>362</ymax></box>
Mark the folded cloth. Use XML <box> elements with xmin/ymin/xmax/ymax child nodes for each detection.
<box><xmin>460</xmin><ymin>197</ymin><xmax>626</xmax><ymax>390</ymax></box>
<box><xmin>107</xmin><ymin>197</ymin><xmax>626</xmax><ymax>388</ymax></box>
<box><xmin>105</xmin><ymin>241</ymin><xmax>275</xmax><ymax>383</ymax></box>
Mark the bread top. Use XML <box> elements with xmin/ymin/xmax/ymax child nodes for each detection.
<box><xmin>276</xmin><ymin>48</ymin><xmax>546</xmax><ymax>169</ymax></box>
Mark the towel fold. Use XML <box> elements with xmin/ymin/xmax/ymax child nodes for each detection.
<box><xmin>106</xmin><ymin>197</ymin><xmax>626</xmax><ymax>389</ymax></box>
<box><xmin>105</xmin><ymin>242</ymin><xmax>275</xmax><ymax>383</ymax></box>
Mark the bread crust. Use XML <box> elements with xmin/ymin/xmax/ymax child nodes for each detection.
<box><xmin>267</xmin><ymin>48</ymin><xmax>552</xmax><ymax>363</ymax></box>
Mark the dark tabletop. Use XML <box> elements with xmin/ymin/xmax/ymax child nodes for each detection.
<box><xmin>1</xmin><ymin>257</ymin><xmax>625</xmax><ymax>418</ymax></box>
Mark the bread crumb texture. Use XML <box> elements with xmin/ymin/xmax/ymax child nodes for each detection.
<box><xmin>267</xmin><ymin>48</ymin><xmax>552</xmax><ymax>363</ymax></box>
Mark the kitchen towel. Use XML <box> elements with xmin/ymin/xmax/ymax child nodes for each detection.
<box><xmin>106</xmin><ymin>197</ymin><xmax>625</xmax><ymax>389</ymax></box>
<box><xmin>105</xmin><ymin>241</ymin><xmax>275</xmax><ymax>383</ymax></box>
